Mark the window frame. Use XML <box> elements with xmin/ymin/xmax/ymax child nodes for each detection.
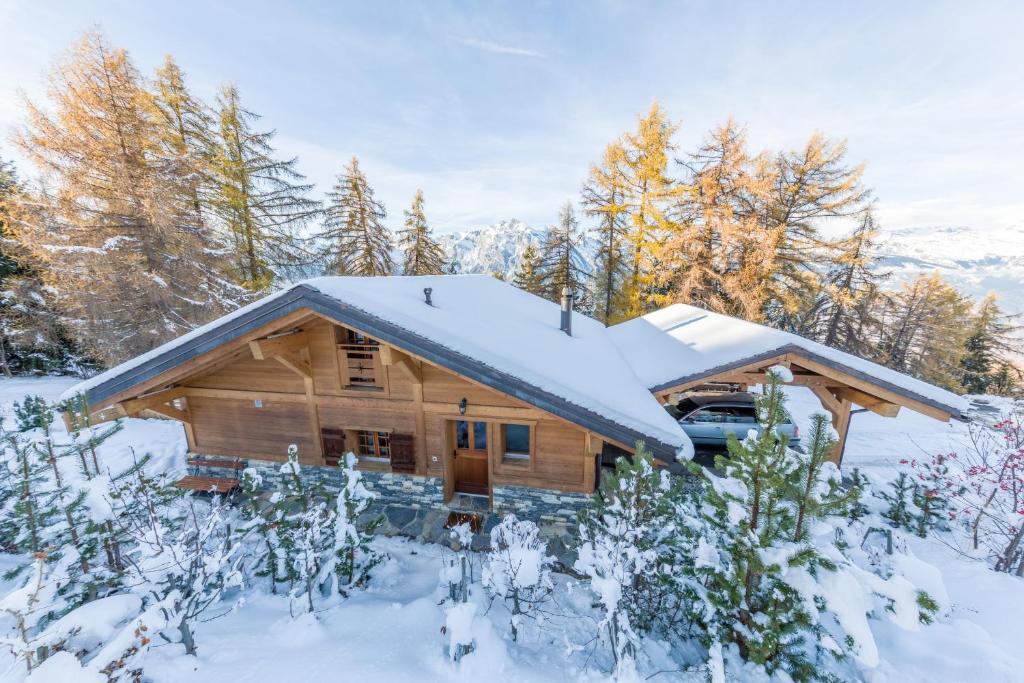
<box><xmin>353</xmin><ymin>429</ymin><xmax>392</xmax><ymax>463</ymax></box>
<box><xmin>497</xmin><ymin>420</ymin><xmax>536</xmax><ymax>470</ymax></box>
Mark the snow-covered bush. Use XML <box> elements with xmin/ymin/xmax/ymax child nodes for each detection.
<box><xmin>236</xmin><ymin>446</ymin><xmax>383</xmax><ymax>614</ymax></box>
<box><xmin>319</xmin><ymin>452</ymin><xmax>382</xmax><ymax>595</ymax></box>
<box><xmin>574</xmin><ymin>443</ymin><xmax>689</xmax><ymax>677</ymax></box>
<box><xmin>482</xmin><ymin>514</ymin><xmax>553</xmax><ymax>641</ymax></box>
<box><xmin>956</xmin><ymin>414</ymin><xmax>1024</xmax><ymax>573</ymax></box>
<box><xmin>441</xmin><ymin>522</ymin><xmax>477</xmax><ymax>661</ymax></box>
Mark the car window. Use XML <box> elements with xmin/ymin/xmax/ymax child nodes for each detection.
<box><xmin>723</xmin><ymin>406</ymin><xmax>757</xmax><ymax>424</ymax></box>
<box><xmin>688</xmin><ymin>408</ymin><xmax>725</xmax><ymax>423</ymax></box>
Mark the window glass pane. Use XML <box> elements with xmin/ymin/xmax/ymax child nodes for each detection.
<box><xmin>724</xmin><ymin>407</ymin><xmax>757</xmax><ymax>424</ymax></box>
<box><xmin>455</xmin><ymin>421</ymin><xmax>469</xmax><ymax>449</ymax></box>
<box><xmin>473</xmin><ymin>421</ymin><xmax>487</xmax><ymax>450</ymax></box>
<box><xmin>691</xmin><ymin>408</ymin><xmax>723</xmax><ymax>423</ymax></box>
<box><xmin>504</xmin><ymin>424</ymin><xmax>530</xmax><ymax>455</ymax></box>
<box><xmin>377</xmin><ymin>432</ymin><xmax>390</xmax><ymax>459</ymax></box>
<box><xmin>357</xmin><ymin>430</ymin><xmax>375</xmax><ymax>456</ymax></box>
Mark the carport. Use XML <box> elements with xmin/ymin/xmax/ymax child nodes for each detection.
<box><xmin>608</xmin><ymin>304</ymin><xmax>968</xmax><ymax>465</ymax></box>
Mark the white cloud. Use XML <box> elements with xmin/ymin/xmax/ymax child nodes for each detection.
<box><xmin>450</xmin><ymin>36</ymin><xmax>543</xmax><ymax>58</ymax></box>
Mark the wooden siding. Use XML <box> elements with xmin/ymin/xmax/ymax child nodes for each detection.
<box><xmin>170</xmin><ymin>317</ymin><xmax>600</xmax><ymax>495</ymax></box>
<box><xmin>188</xmin><ymin>396</ymin><xmax>316</xmax><ymax>463</ymax></box>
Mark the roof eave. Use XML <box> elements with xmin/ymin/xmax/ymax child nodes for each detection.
<box><xmin>648</xmin><ymin>343</ymin><xmax>965</xmax><ymax>421</ymax></box>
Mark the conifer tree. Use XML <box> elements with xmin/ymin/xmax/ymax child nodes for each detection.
<box><xmin>620</xmin><ymin>102</ymin><xmax>679</xmax><ymax>318</ymax></box>
<box><xmin>535</xmin><ymin>202</ymin><xmax>590</xmax><ymax>310</ymax></box>
<box><xmin>145</xmin><ymin>56</ymin><xmax>218</xmax><ymax>232</ymax></box>
<box><xmin>657</xmin><ymin>121</ymin><xmax>772</xmax><ymax>319</ymax></box>
<box><xmin>13</xmin><ymin>32</ymin><xmax>242</xmax><ymax>364</ymax></box>
<box><xmin>212</xmin><ymin>83</ymin><xmax>321</xmax><ymax>289</ymax></box>
<box><xmin>875</xmin><ymin>273</ymin><xmax>972</xmax><ymax>390</ymax></box>
<box><xmin>397</xmin><ymin>189</ymin><xmax>446</xmax><ymax>275</ymax></box>
<box><xmin>582</xmin><ymin>141</ymin><xmax>631</xmax><ymax>324</ymax></box>
<box><xmin>317</xmin><ymin>156</ymin><xmax>393</xmax><ymax>276</ymax></box>
<box><xmin>511</xmin><ymin>244</ymin><xmax>543</xmax><ymax>296</ymax></box>
<box><xmin>802</xmin><ymin>209</ymin><xmax>888</xmax><ymax>354</ymax></box>
<box><xmin>958</xmin><ymin>294</ymin><xmax>1021</xmax><ymax>394</ymax></box>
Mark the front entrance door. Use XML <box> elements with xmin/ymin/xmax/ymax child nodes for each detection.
<box><xmin>453</xmin><ymin>420</ymin><xmax>489</xmax><ymax>495</ymax></box>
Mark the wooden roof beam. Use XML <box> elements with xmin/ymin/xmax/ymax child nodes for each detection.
<box><xmin>248</xmin><ymin>330</ymin><xmax>308</xmax><ymax>360</ymax></box>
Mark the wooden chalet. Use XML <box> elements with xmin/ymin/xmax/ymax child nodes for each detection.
<box><xmin>63</xmin><ymin>276</ymin><xmax>967</xmax><ymax>515</ymax></box>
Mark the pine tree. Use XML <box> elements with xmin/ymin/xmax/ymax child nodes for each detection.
<box><xmin>397</xmin><ymin>189</ymin><xmax>446</xmax><ymax>275</ymax></box>
<box><xmin>686</xmin><ymin>369</ymin><xmax>851</xmax><ymax>680</ymax></box>
<box><xmin>511</xmin><ymin>244</ymin><xmax>543</xmax><ymax>296</ymax></box>
<box><xmin>13</xmin><ymin>32</ymin><xmax>243</xmax><ymax>365</ymax></box>
<box><xmin>317</xmin><ymin>156</ymin><xmax>393</xmax><ymax>276</ymax></box>
<box><xmin>535</xmin><ymin>202</ymin><xmax>589</xmax><ymax>309</ymax></box>
<box><xmin>581</xmin><ymin>141</ymin><xmax>631</xmax><ymax>324</ymax></box>
<box><xmin>212</xmin><ymin>83</ymin><xmax>320</xmax><ymax>289</ymax></box>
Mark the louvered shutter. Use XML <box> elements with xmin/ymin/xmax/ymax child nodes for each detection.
<box><xmin>389</xmin><ymin>433</ymin><xmax>416</xmax><ymax>473</ymax></box>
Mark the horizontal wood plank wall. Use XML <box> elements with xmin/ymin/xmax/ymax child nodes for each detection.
<box><xmin>189</xmin><ymin>396</ymin><xmax>316</xmax><ymax>463</ymax></box>
<box><xmin>189</xmin><ymin>354</ymin><xmax>306</xmax><ymax>394</ymax></box>
<box><xmin>179</xmin><ymin>317</ymin><xmax>595</xmax><ymax>493</ymax></box>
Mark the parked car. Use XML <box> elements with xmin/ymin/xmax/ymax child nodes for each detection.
<box><xmin>666</xmin><ymin>392</ymin><xmax>801</xmax><ymax>448</ymax></box>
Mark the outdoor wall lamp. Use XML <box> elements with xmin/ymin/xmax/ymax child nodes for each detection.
<box><xmin>459</xmin><ymin>397</ymin><xmax>467</xmax><ymax>415</ymax></box>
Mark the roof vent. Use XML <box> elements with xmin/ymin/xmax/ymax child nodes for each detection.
<box><xmin>423</xmin><ymin>287</ymin><xmax>433</xmax><ymax>306</ymax></box>
<box><xmin>560</xmin><ymin>286</ymin><xmax>573</xmax><ymax>336</ymax></box>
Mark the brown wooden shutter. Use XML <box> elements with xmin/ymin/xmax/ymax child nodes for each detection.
<box><xmin>389</xmin><ymin>433</ymin><xmax>416</xmax><ymax>473</ymax></box>
<box><xmin>321</xmin><ymin>428</ymin><xmax>346</xmax><ymax>467</ymax></box>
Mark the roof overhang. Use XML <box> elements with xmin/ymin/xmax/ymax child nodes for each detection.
<box><xmin>75</xmin><ymin>284</ymin><xmax>684</xmax><ymax>463</ymax></box>
<box><xmin>649</xmin><ymin>343</ymin><xmax>964</xmax><ymax>422</ymax></box>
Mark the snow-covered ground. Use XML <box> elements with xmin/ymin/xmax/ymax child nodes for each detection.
<box><xmin>0</xmin><ymin>377</ymin><xmax>1022</xmax><ymax>682</ymax></box>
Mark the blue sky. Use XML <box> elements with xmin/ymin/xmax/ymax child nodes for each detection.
<box><xmin>1</xmin><ymin>1</ymin><xmax>1022</xmax><ymax>235</ymax></box>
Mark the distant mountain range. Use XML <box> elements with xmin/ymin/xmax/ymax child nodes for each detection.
<box><xmin>440</xmin><ymin>221</ymin><xmax>1024</xmax><ymax>314</ymax></box>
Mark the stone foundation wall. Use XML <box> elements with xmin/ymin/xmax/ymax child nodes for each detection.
<box><xmin>189</xmin><ymin>455</ymin><xmax>588</xmax><ymax>563</ymax></box>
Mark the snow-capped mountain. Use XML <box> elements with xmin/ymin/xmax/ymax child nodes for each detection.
<box><xmin>876</xmin><ymin>225</ymin><xmax>1024</xmax><ymax>314</ymax></box>
<box><xmin>442</xmin><ymin>221</ymin><xmax>1024</xmax><ymax>313</ymax></box>
<box><xmin>439</xmin><ymin>219</ymin><xmax>598</xmax><ymax>279</ymax></box>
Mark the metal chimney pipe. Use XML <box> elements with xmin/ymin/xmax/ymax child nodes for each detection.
<box><xmin>423</xmin><ymin>287</ymin><xmax>433</xmax><ymax>306</ymax></box>
<box><xmin>560</xmin><ymin>286</ymin><xmax>573</xmax><ymax>336</ymax></box>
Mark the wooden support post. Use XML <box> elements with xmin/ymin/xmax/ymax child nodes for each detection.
<box><xmin>300</xmin><ymin>346</ymin><xmax>324</xmax><ymax>464</ymax></box>
<box><xmin>810</xmin><ymin>387</ymin><xmax>852</xmax><ymax>466</ymax></box>
<box><xmin>407</xmin><ymin>358</ymin><xmax>428</xmax><ymax>475</ymax></box>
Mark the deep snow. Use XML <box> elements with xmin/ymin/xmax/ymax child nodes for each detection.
<box><xmin>1</xmin><ymin>377</ymin><xmax>1022</xmax><ymax>682</ymax></box>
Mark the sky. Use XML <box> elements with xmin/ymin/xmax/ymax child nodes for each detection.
<box><xmin>1</xmin><ymin>0</ymin><xmax>1022</xmax><ymax>236</ymax></box>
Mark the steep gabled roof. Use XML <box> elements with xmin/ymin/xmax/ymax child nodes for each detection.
<box><xmin>608</xmin><ymin>304</ymin><xmax>969</xmax><ymax>419</ymax></box>
<box><xmin>63</xmin><ymin>276</ymin><xmax>693</xmax><ymax>462</ymax></box>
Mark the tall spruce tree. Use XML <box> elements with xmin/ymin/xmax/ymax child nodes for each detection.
<box><xmin>535</xmin><ymin>202</ymin><xmax>590</xmax><ymax>310</ymax></box>
<box><xmin>581</xmin><ymin>141</ymin><xmax>631</xmax><ymax>324</ymax></box>
<box><xmin>317</xmin><ymin>156</ymin><xmax>393</xmax><ymax>276</ymax></box>
<box><xmin>397</xmin><ymin>189</ymin><xmax>446</xmax><ymax>275</ymax></box>
<box><xmin>212</xmin><ymin>83</ymin><xmax>321</xmax><ymax>289</ymax></box>
<box><xmin>14</xmin><ymin>32</ymin><xmax>241</xmax><ymax>365</ymax></box>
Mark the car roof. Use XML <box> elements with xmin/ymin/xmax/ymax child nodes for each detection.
<box><xmin>681</xmin><ymin>392</ymin><xmax>757</xmax><ymax>407</ymax></box>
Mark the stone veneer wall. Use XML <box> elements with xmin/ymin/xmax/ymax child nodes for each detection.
<box><xmin>189</xmin><ymin>456</ymin><xmax>589</xmax><ymax>563</ymax></box>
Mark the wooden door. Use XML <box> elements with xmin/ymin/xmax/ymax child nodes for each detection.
<box><xmin>453</xmin><ymin>420</ymin><xmax>489</xmax><ymax>495</ymax></box>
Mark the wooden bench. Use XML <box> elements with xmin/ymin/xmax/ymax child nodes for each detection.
<box><xmin>175</xmin><ymin>475</ymin><xmax>240</xmax><ymax>494</ymax></box>
<box><xmin>186</xmin><ymin>457</ymin><xmax>245</xmax><ymax>470</ymax></box>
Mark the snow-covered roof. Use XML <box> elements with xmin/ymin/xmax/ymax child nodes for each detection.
<box><xmin>608</xmin><ymin>304</ymin><xmax>969</xmax><ymax>418</ymax></box>
<box><xmin>64</xmin><ymin>276</ymin><xmax>692</xmax><ymax>460</ymax></box>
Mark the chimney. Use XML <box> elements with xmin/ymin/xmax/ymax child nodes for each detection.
<box><xmin>560</xmin><ymin>286</ymin><xmax>573</xmax><ymax>336</ymax></box>
<box><xmin>423</xmin><ymin>287</ymin><xmax>433</xmax><ymax>306</ymax></box>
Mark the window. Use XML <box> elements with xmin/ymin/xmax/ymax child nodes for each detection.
<box><xmin>356</xmin><ymin>430</ymin><xmax>390</xmax><ymax>461</ymax></box>
<box><xmin>686</xmin><ymin>408</ymin><xmax>725</xmax><ymax>423</ymax></box>
<box><xmin>337</xmin><ymin>327</ymin><xmax>385</xmax><ymax>391</ymax></box>
<box><xmin>502</xmin><ymin>423</ymin><xmax>531</xmax><ymax>462</ymax></box>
